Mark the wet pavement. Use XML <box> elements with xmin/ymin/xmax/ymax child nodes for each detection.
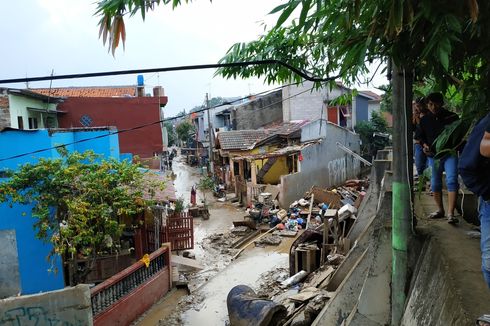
<box><xmin>136</xmin><ymin>155</ymin><xmax>297</xmax><ymax>326</ymax></box>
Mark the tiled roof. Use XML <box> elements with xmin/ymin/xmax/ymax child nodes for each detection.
<box><xmin>30</xmin><ymin>86</ymin><xmax>137</xmax><ymax>98</ymax></box>
<box><xmin>217</xmin><ymin>130</ymin><xmax>271</xmax><ymax>151</ymax></box>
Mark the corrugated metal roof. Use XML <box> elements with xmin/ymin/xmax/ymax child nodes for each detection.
<box><xmin>217</xmin><ymin>130</ymin><xmax>270</xmax><ymax>151</ymax></box>
<box><xmin>31</xmin><ymin>86</ymin><xmax>137</xmax><ymax>98</ymax></box>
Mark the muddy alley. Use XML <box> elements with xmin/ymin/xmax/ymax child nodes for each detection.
<box><xmin>136</xmin><ymin>154</ymin><xmax>296</xmax><ymax>326</ymax></box>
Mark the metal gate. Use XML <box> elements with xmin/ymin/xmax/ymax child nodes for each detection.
<box><xmin>162</xmin><ymin>212</ymin><xmax>194</xmax><ymax>251</ymax></box>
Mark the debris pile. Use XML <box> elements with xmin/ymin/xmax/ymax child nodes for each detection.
<box><xmin>242</xmin><ymin>179</ymin><xmax>367</xmax><ymax>242</ymax></box>
<box><xmin>225</xmin><ymin>179</ymin><xmax>370</xmax><ymax>325</ymax></box>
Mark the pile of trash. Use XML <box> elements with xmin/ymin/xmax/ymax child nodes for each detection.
<box><xmin>243</xmin><ymin>179</ymin><xmax>368</xmax><ymax>240</ymax></box>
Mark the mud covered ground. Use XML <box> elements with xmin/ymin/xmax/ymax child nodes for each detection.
<box><xmin>136</xmin><ymin>155</ymin><xmax>296</xmax><ymax>326</ymax></box>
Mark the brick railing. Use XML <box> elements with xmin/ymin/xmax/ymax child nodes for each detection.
<box><xmin>90</xmin><ymin>245</ymin><xmax>172</xmax><ymax>325</ymax></box>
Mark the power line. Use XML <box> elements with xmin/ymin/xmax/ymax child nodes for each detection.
<box><xmin>0</xmin><ymin>83</ymin><xmax>317</xmax><ymax>162</ymax></box>
<box><xmin>0</xmin><ymin>60</ymin><xmax>339</xmax><ymax>85</ymax></box>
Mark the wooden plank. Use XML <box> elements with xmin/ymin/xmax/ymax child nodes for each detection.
<box><xmin>288</xmin><ymin>287</ymin><xmax>321</xmax><ymax>302</ymax></box>
<box><xmin>305</xmin><ymin>194</ymin><xmax>315</xmax><ymax>229</ymax></box>
<box><xmin>304</xmin><ymin>266</ymin><xmax>335</xmax><ymax>288</ymax></box>
<box><xmin>310</xmin><ymin>186</ymin><xmax>342</xmax><ymax>208</ymax></box>
<box><xmin>171</xmin><ymin>255</ymin><xmax>204</xmax><ymax>270</ymax></box>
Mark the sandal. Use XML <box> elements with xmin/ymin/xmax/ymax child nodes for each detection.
<box><xmin>427</xmin><ymin>211</ymin><xmax>444</xmax><ymax>219</ymax></box>
<box><xmin>447</xmin><ymin>215</ymin><xmax>459</xmax><ymax>224</ymax></box>
<box><xmin>476</xmin><ymin>314</ymin><xmax>490</xmax><ymax>325</ymax></box>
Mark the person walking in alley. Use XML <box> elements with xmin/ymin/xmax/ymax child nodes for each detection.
<box><xmin>413</xmin><ymin>97</ymin><xmax>428</xmax><ymax>178</ymax></box>
<box><xmin>415</xmin><ymin>92</ymin><xmax>459</xmax><ymax>224</ymax></box>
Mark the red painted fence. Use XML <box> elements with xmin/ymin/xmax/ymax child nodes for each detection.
<box><xmin>90</xmin><ymin>245</ymin><xmax>172</xmax><ymax>326</ymax></box>
<box><xmin>147</xmin><ymin>212</ymin><xmax>194</xmax><ymax>251</ymax></box>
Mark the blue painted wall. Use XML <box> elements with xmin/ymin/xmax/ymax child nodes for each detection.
<box><xmin>355</xmin><ymin>95</ymin><xmax>370</xmax><ymax>123</ymax></box>
<box><xmin>0</xmin><ymin>128</ymin><xmax>120</xmax><ymax>294</ymax></box>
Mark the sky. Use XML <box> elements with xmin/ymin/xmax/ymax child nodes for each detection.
<box><xmin>1</xmin><ymin>0</ymin><xmax>387</xmax><ymax>117</ymax></box>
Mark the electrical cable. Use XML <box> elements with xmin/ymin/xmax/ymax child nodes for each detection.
<box><xmin>0</xmin><ymin>60</ymin><xmax>340</xmax><ymax>85</ymax></box>
<box><xmin>0</xmin><ymin>82</ymin><xmax>319</xmax><ymax>162</ymax></box>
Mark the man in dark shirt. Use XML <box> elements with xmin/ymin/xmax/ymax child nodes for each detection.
<box><xmin>476</xmin><ymin>115</ymin><xmax>490</xmax><ymax>326</ymax></box>
<box><xmin>415</xmin><ymin>92</ymin><xmax>459</xmax><ymax>224</ymax></box>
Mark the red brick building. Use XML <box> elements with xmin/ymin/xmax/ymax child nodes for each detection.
<box><xmin>32</xmin><ymin>86</ymin><xmax>168</xmax><ymax>158</ymax></box>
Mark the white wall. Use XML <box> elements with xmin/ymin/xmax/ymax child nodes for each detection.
<box><xmin>278</xmin><ymin>120</ymin><xmax>361</xmax><ymax>207</ymax></box>
<box><xmin>282</xmin><ymin>81</ymin><xmax>344</xmax><ymax>122</ymax></box>
<box><xmin>368</xmin><ymin>101</ymin><xmax>381</xmax><ymax>120</ymax></box>
<box><xmin>9</xmin><ymin>95</ymin><xmax>58</xmax><ymax>129</ymax></box>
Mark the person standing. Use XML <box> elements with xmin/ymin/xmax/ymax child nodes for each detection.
<box><xmin>459</xmin><ymin>113</ymin><xmax>490</xmax><ymax>325</ymax></box>
<box><xmin>479</xmin><ymin>115</ymin><xmax>490</xmax><ymax>288</ymax></box>
<box><xmin>413</xmin><ymin>97</ymin><xmax>429</xmax><ymax>177</ymax></box>
<box><xmin>415</xmin><ymin>92</ymin><xmax>459</xmax><ymax>224</ymax></box>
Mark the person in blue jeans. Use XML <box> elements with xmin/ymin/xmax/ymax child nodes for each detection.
<box><xmin>479</xmin><ymin>118</ymin><xmax>490</xmax><ymax>288</ymax></box>
<box><xmin>477</xmin><ymin>117</ymin><xmax>490</xmax><ymax>325</ymax></box>
<box><xmin>413</xmin><ymin>97</ymin><xmax>428</xmax><ymax>177</ymax></box>
<box><xmin>415</xmin><ymin>92</ymin><xmax>459</xmax><ymax>223</ymax></box>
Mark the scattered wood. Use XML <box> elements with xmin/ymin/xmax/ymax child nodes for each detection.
<box><xmin>288</xmin><ymin>287</ymin><xmax>320</xmax><ymax>303</ymax></box>
<box><xmin>231</xmin><ymin>226</ymin><xmax>278</xmax><ymax>260</ymax></box>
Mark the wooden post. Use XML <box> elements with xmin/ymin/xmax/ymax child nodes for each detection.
<box><xmin>305</xmin><ymin>194</ymin><xmax>315</xmax><ymax>229</ymax></box>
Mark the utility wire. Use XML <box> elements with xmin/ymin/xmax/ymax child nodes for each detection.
<box><xmin>0</xmin><ymin>83</ymin><xmax>319</xmax><ymax>162</ymax></box>
<box><xmin>0</xmin><ymin>60</ymin><xmax>339</xmax><ymax>85</ymax></box>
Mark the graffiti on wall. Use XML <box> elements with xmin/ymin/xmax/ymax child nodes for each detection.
<box><xmin>0</xmin><ymin>306</ymin><xmax>86</xmax><ymax>326</ymax></box>
<box><xmin>328</xmin><ymin>157</ymin><xmax>347</xmax><ymax>186</ymax></box>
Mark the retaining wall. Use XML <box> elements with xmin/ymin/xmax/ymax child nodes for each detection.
<box><xmin>0</xmin><ymin>285</ymin><xmax>92</xmax><ymax>326</ymax></box>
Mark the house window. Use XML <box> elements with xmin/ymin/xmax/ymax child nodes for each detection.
<box><xmin>287</xmin><ymin>154</ymin><xmax>299</xmax><ymax>173</ymax></box>
<box><xmin>28</xmin><ymin>117</ymin><xmax>38</xmax><ymax>129</ymax></box>
<box><xmin>17</xmin><ymin>116</ymin><xmax>24</xmax><ymax>130</ymax></box>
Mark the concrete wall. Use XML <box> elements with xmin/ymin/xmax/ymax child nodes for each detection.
<box><xmin>282</xmin><ymin>81</ymin><xmax>344</xmax><ymax>122</ymax></box>
<box><xmin>58</xmin><ymin>97</ymin><xmax>167</xmax><ymax>158</ymax></box>
<box><xmin>368</xmin><ymin>101</ymin><xmax>381</xmax><ymax>121</ymax></box>
<box><xmin>278</xmin><ymin>120</ymin><xmax>360</xmax><ymax>207</ymax></box>
<box><xmin>0</xmin><ymin>284</ymin><xmax>93</xmax><ymax>326</ymax></box>
<box><xmin>0</xmin><ymin>129</ymin><xmax>120</xmax><ymax>295</ymax></box>
<box><xmin>401</xmin><ymin>239</ymin><xmax>473</xmax><ymax>326</ymax></box>
<box><xmin>232</xmin><ymin>90</ymin><xmax>283</xmax><ymax>130</ymax></box>
<box><xmin>0</xmin><ymin>230</ymin><xmax>20</xmax><ymax>299</ymax></box>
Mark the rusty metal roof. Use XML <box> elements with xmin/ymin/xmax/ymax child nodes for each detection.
<box><xmin>232</xmin><ymin>140</ymin><xmax>320</xmax><ymax>161</ymax></box>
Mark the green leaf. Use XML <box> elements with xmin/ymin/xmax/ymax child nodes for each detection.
<box><xmin>275</xmin><ymin>0</ymin><xmax>300</xmax><ymax>28</ymax></box>
<box><xmin>445</xmin><ymin>15</ymin><xmax>461</xmax><ymax>33</ymax></box>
